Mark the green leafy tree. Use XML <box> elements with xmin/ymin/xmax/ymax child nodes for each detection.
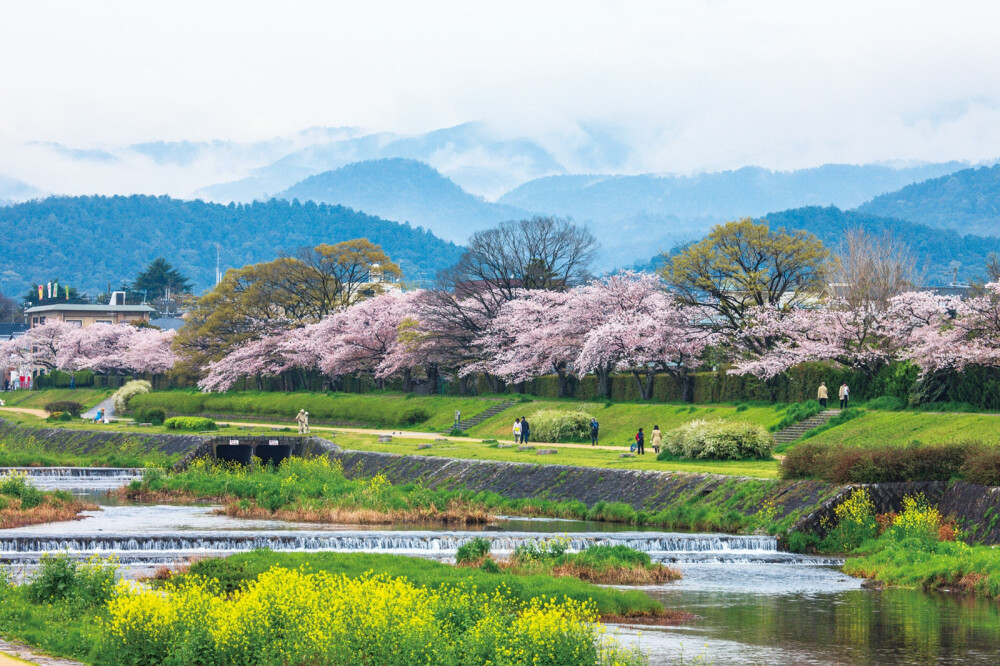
<box><xmin>131</xmin><ymin>258</ymin><xmax>192</xmax><ymax>300</ymax></box>
<box><xmin>660</xmin><ymin>218</ymin><xmax>830</xmax><ymax>336</ymax></box>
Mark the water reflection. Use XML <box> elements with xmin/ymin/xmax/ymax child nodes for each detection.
<box><xmin>622</xmin><ymin>564</ymin><xmax>1000</xmax><ymax>665</ymax></box>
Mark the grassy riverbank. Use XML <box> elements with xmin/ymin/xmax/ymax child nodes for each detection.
<box><xmin>119</xmin><ymin>456</ymin><xmax>825</xmax><ymax>534</ymax></box>
<box><xmin>0</xmin><ymin>552</ymin><xmax>659</xmax><ymax>664</ymax></box>
<box><xmin>0</xmin><ymin>474</ymin><xmax>93</xmax><ymax>528</ymax></box>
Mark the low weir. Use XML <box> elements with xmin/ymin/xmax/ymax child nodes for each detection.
<box><xmin>0</xmin><ymin>527</ymin><xmax>843</xmax><ymax>566</ymax></box>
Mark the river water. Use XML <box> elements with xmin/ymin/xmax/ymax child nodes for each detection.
<box><xmin>3</xmin><ymin>469</ymin><xmax>999</xmax><ymax>665</ymax></box>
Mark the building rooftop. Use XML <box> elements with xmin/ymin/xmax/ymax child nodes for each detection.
<box><xmin>24</xmin><ymin>303</ymin><xmax>155</xmax><ymax>314</ymax></box>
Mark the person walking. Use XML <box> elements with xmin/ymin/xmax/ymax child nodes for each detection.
<box><xmin>295</xmin><ymin>409</ymin><xmax>309</xmax><ymax>434</ymax></box>
<box><xmin>839</xmin><ymin>383</ymin><xmax>850</xmax><ymax>410</ymax></box>
<box><xmin>520</xmin><ymin>417</ymin><xmax>530</xmax><ymax>444</ymax></box>
<box><xmin>513</xmin><ymin>418</ymin><xmax>522</xmax><ymax>444</ymax></box>
<box><xmin>650</xmin><ymin>425</ymin><xmax>662</xmax><ymax>454</ymax></box>
<box><xmin>590</xmin><ymin>417</ymin><xmax>600</xmax><ymax>446</ymax></box>
<box><xmin>817</xmin><ymin>382</ymin><xmax>829</xmax><ymax>409</ymax></box>
<box><xmin>635</xmin><ymin>427</ymin><xmax>645</xmax><ymax>455</ymax></box>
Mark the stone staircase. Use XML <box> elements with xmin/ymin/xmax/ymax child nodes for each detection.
<box><xmin>442</xmin><ymin>400</ymin><xmax>518</xmax><ymax>433</ymax></box>
<box><xmin>772</xmin><ymin>409</ymin><xmax>841</xmax><ymax>444</ymax></box>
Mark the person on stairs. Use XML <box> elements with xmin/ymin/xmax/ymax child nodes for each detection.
<box><xmin>817</xmin><ymin>382</ymin><xmax>828</xmax><ymax>409</ymax></box>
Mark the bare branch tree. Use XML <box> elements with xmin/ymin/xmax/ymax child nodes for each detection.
<box><xmin>828</xmin><ymin>228</ymin><xmax>924</xmax><ymax>311</ymax></box>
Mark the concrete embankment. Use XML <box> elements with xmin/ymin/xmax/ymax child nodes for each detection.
<box><xmin>333</xmin><ymin>450</ymin><xmax>834</xmax><ymax>520</ymax></box>
<box><xmin>0</xmin><ymin>418</ymin><xmax>207</xmax><ymax>456</ymax></box>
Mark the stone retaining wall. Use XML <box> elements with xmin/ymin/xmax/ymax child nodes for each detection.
<box><xmin>333</xmin><ymin>450</ymin><xmax>834</xmax><ymax>518</ymax></box>
<box><xmin>0</xmin><ymin>418</ymin><xmax>207</xmax><ymax>455</ymax></box>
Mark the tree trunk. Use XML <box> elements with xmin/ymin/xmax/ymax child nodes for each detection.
<box><xmin>402</xmin><ymin>368</ymin><xmax>413</xmax><ymax>393</ymax></box>
<box><xmin>488</xmin><ymin>373</ymin><xmax>504</xmax><ymax>394</ymax></box>
<box><xmin>459</xmin><ymin>374</ymin><xmax>474</xmax><ymax>395</ymax></box>
<box><xmin>631</xmin><ymin>368</ymin><xmax>655</xmax><ymax>400</ymax></box>
<box><xmin>557</xmin><ymin>370</ymin><xmax>570</xmax><ymax>398</ymax></box>
<box><xmin>597</xmin><ymin>365</ymin><xmax>612</xmax><ymax>400</ymax></box>
<box><xmin>515</xmin><ymin>381</ymin><xmax>526</xmax><ymax>395</ymax></box>
<box><xmin>427</xmin><ymin>364</ymin><xmax>440</xmax><ymax>394</ymax></box>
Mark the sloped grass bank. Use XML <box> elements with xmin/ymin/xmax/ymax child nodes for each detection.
<box><xmin>796</xmin><ymin>410</ymin><xmax>1000</xmax><ymax>448</ymax></box>
<box><xmin>130</xmin><ymin>390</ymin><xmax>503</xmax><ymax>431</ymax></box>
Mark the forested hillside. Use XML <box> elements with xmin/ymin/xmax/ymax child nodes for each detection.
<box><xmin>857</xmin><ymin>164</ymin><xmax>1000</xmax><ymax>236</ymax></box>
<box><xmin>277</xmin><ymin>158</ymin><xmax>532</xmax><ymax>243</ymax></box>
<box><xmin>0</xmin><ymin>195</ymin><xmax>463</xmax><ymax>296</ymax></box>
<box><xmin>761</xmin><ymin>206</ymin><xmax>1000</xmax><ymax>284</ymax></box>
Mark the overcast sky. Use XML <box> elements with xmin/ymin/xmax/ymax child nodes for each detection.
<box><xmin>2</xmin><ymin>0</ymin><xmax>1000</xmax><ymax>174</ymax></box>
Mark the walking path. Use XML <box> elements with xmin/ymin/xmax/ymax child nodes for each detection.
<box><xmin>81</xmin><ymin>397</ymin><xmax>115</xmax><ymax>421</ymax></box>
<box><xmin>0</xmin><ymin>639</ymin><xmax>82</xmax><ymax>666</ymax></box>
<box><xmin>0</xmin><ymin>406</ymin><xmax>48</xmax><ymax>418</ymax></box>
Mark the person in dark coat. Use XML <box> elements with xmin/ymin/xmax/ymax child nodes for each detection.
<box><xmin>520</xmin><ymin>417</ymin><xmax>530</xmax><ymax>444</ymax></box>
<box><xmin>590</xmin><ymin>417</ymin><xmax>600</xmax><ymax>445</ymax></box>
<box><xmin>635</xmin><ymin>427</ymin><xmax>645</xmax><ymax>455</ymax></box>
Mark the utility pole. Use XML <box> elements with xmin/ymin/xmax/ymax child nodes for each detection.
<box><xmin>215</xmin><ymin>244</ymin><xmax>222</xmax><ymax>286</ymax></box>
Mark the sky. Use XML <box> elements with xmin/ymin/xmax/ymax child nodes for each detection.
<box><xmin>2</xmin><ymin>0</ymin><xmax>1000</xmax><ymax>180</ymax></box>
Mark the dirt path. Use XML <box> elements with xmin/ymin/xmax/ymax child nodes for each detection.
<box><xmin>0</xmin><ymin>406</ymin><xmax>49</xmax><ymax>418</ymax></box>
<box><xmin>220</xmin><ymin>420</ymin><xmax>629</xmax><ymax>452</ymax></box>
<box><xmin>0</xmin><ymin>639</ymin><xmax>83</xmax><ymax>666</ymax></box>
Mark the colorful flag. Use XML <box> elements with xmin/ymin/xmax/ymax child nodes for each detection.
<box><xmin>38</xmin><ymin>285</ymin><xmax>43</xmax><ymax>301</ymax></box>
<box><xmin>65</xmin><ymin>285</ymin><xmax>70</xmax><ymax>300</ymax></box>
<box><xmin>47</xmin><ymin>282</ymin><xmax>52</xmax><ymax>299</ymax></box>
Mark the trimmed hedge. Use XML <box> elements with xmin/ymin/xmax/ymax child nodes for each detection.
<box><xmin>134</xmin><ymin>407</ymin><xmax>166</xmax><ymax>425</ymax></box>
<box><xmin>164</xmin><ymin>416</ymin><xmax>217</xmax><ymax>431</ymax></box>
<box><xmin>781</xmin><ymin>441</ymin><xmax>999</xmax><ymax>484</ymax></box>
<box><xmin>44</xmin><ymin>401</ymin><xmax>84</xmax><ymax>417</ymax></box>
<box><xmin>35</xmin><ymin>370</ymin><xmax>95</xmax><ymax>388</ymax></box>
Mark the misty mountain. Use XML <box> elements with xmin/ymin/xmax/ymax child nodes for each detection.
<box><xmin>276</xmin><ymin>159</ymin><xmax>533</xmax><ymax>243</ymax></box>
<box><xmin>761</xmin><ymin>206</ymin><xmax>998</xmax><ymax>285</ymax></box>
<box><xmin>0</xmin><ymin>174</ymin><xmax>43</xmax><ymax>203</ymax></box>
<box><xmin>500</xmin><ymin>163</ymin><xmax>968</xmax><ymax>223</ymax></box>
<box><xmin>857</xmin><ymin>164</ymin><xmax>1000</xmax><ymax>236</ymax></box>
<box><xmin>0</xmin><ymin>195</ymin><xmax>463</xmax><ymax>297</ymax></box>
<box><xmin>199</xmin><ymin>123</ymin><xmax>566</xmax><ymax>202</ymax></box>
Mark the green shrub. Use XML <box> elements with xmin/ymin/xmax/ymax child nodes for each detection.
<box><xmin>456</xmin><ymin>537</ymin><xmax>491</xmax><ymax>564</ymax></box>
<box><xmin>479</xmin><ymin>558</ymin><xmax>501</xmax><ymax>574</ymax></box>
<box><xmin>44</xmin><ymin>401</ymin><xmax>84</xmax><ymax>417</ymax></box>
<box><xmin>164</xmin><ymin>416</ymin><xmax>217</xmax><ymax>431</ymax></box>
<box><xmin>658</xmin><ymin>419</ymin><xmax>774</xmax><ymax>460</ymax></box>
<box><xmin>27</xmin><ymin>554</ymin><xmax>117</xmax><ymax>607</ymax></box>
<box><xmin>112</xmin><ymin>379</ymin><xmax>152</xmax><ymax>413</ymax></box>
<box><xmin>781</xmin><ymin>442</ymin><xmax>972</xmax><ymax>483</ymax></box>
<box><xmin>400</xmin><ymin>407</ymin><xmax>430</xmax><ymax>425</ymax></box>
<box><xmin>531</xmin><ymin>410</ymin><xmax>593</xmax><ymax>443</ymax></box>
<box><xmin>0</xmin><ymin>474</ymin><xmax>44</xmax><ymax>509</ymax></box>
<box><xmin>135</xmin><ymin>407</ymin><xmax>166</xmax><ymax>425</ymax></box>
<box><xmin>866</xmin><ymin>395</ymin><xmax>904</xmax><ymax>411</ymax></box>
<box><xmin>820</xmin><ymin>488</ymin><xmax>879</xmax><ymax>552</ymax></box>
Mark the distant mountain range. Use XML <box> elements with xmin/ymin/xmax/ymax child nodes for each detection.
<box><xmin>276</xmin><ymin>159</ymin><xmax>533</xmax><ymax>243</ymax></box>
<box><xmin>0</xmin><ymin>174</ymin><xmax>43</xmax><ymax>204</ymax></box>
<box><xmin>757</xmin><ymin>206</ymin><xmax>1000</xmax><ymax>285</ymax></box>
<box><xmin>0</xmin><ymin>196</ymin><xmax>462</xmax><ymax>296</ymax></box>
<box><xmin>857</xmin><ymin>164</ymin><xmax>1000</xmax><ymax>237</ymax></box>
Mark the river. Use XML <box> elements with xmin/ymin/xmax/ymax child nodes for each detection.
<box><xmin>3</xmin><ymin>468</ymin><xmax>999</xmax><ymax>665</ymax></box>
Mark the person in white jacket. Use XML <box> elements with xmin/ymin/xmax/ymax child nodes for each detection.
<box><xmin>839</xmin><ymin>383</ymin><xmax>850</xmax><ymax>410</ymax></box>
<box><xmin>513</xmin><ymin>418</ymin><xmax>522</xmax><ymax>444</ymax></box>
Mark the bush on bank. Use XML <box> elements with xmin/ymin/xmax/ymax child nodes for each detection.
<box><xmin>531</xmin><ymin>410</ymin><xmax>593</xmax><ymax>443</ymax></box>
<box><xmin>163</xmin><ymin>416</ymin><xmax>217</xmax><ymax>431</ymax></box>
<box><xmin>658</xmin><ymin>420</ymin><xmax>774</xmax><ymax>460</ymax></box>
<box><xmin>111</xmin><ymin>379</ymin><xmax>151</xmax><ymax>413</ymax></box>
<box><xmin>781</xmin><ymin>440</ymin><xmax>1000</xmax><ymax>484</ymax></box>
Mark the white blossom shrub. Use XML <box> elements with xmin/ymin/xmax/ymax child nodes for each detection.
<box><xmin>112</xmin><ymin>379</ymin><xmax>153</xmax><ymax>414</ymax></box>
<box><xmin>530</xmin><ymin>410</ymin><xmax>594</xmax><ymax>443</ymax></box>
<box><xmin>660</xmin><ymin>419</ymin><xmax>774</xmax><ymax>460</ymax></box>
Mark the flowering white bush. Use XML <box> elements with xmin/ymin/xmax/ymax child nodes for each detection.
<box><xmin>661</xmin><ymin>419</ymin><xmax>774</xmax><ymax>460</ymax></box>
<box><xmin>531</xmin><ymin>410</ymin><xmax>593</xmax><ymax>442</ymax></box>
<box><xmin>112</xmin><ymin>379</ymin><xmax>152</xmax><ymax>413</ymax></box>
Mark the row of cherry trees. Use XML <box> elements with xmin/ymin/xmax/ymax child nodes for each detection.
<box><xmin>0</xmin><ymin>322</ymin><xmax>176</xmax><ymax>376</ymax></box>
<box><xmin>7</xmin><ymin>277</ymin><xmax>1000</xmax><ymax>397</ymax></box>
<box><xmin>200</xmin><ymin>276</ymin><xmax>1000</xmax><ymax>397</ymax></box>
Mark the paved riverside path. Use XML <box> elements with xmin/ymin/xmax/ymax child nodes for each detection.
<box><xmin>0</xmin><ymin>639</ymin><xmax>83</xmax><ymax>666</ymax></box>
<box><xmin>81</xmin><ymin>396</ymin><xmax>115</xmax><ymax>421</ymax></box>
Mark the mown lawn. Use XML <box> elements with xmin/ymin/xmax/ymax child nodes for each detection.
<box><xmin>469</xmin><ymin>399</ymin><xmax>792</xmax><ymax>445</ymax></box>
<box><xmin>797</xmin><ymin>410</ymin><xmax>1000</xmax><ymax>448</ymax></box>
<box><xmin>336</xmin><ymin>432</ymin><xmax>780</xmax><ymax>478</ymax></box>
<box><xmin>2</xmin><ymin>388</ymin><xmax>111</xmax><ymax>411</ymax></box>
<box><xmin>129</xmin><ymin>390</ymin><xmax>506</xmax><ymax>432</ymax></box>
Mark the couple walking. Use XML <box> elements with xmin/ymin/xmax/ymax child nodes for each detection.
<box><xmin>817</xmin><ymin>382</ymin><xmax>850</xmax><ymax>409</ymax></box>
<box><xmin>631</xmin><ymin>425</ymin><xmax>660</xmax><ymax>455</ymax></box>
<box><xmin>512</xmin><ymin>416</ymin><xmax>530</xmax><ymax>444</ymax></box>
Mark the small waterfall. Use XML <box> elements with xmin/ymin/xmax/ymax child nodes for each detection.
<box><xmin>0</xmin><ymin>467</ymin><xmax>145</xmax><ymax>479</ymax></box>
<box><xmin>0</xmin><ymin>530</ymin><xmax>845</xmax><ymax>567</ymax></box>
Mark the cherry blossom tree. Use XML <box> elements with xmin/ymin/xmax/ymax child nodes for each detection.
<box><xmin>124</xmin><ymin>328</ymin><xmax>178</xmax><ymax>374</ymax></box>
<box><xmin>0</xmin><ymin>321</ymin><xmax>76</xmax><ymax>372</ymax></box>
